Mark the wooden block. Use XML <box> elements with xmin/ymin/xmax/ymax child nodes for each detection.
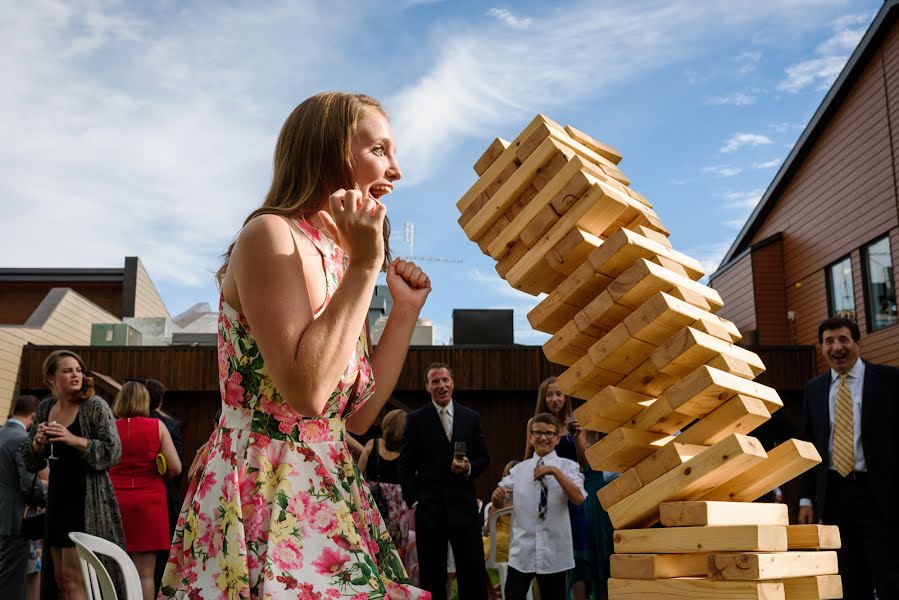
<box><xmin>476</xmin><ymin>213</ymin><xmax>510</xmax><ymax>254</ymax></box>
<box><xmin>692</xmin><ymin>316</ymin><xmax>740</xmax><ymax>343</ymax></box>
<box><xmin>528</xmin><ymin>290</ymin><xmax>580</xmax><ymax>334</ymax></box>
<box><xmin>574</xmin><ymin>386</ymin><xmax>654</xmax><ymax>434</ymax></box>
<box><xmin>588</xmin><ymin>228</ymin><xmax>705</xmax><ymax>281</ymax></box>
<box><xmin>544</xmin><ymin>319</ymin><xmax>598</xmax><ymax>366</ymax></box>
<box><xmin>607</xmin><ymin>259</ymin><xmax>723</xmax><ymax>311</ymax></box>
<box><xmin>707</xmin><ymin>353</ymin><xmax>756</xmax><ymax>379</ymax></box>
<box><xmin>473</xmin><ymin>138</ymin><xmax>510</xmax><ymax>176</ymax></box>
<box><xmin>614</xmin><ymin>524</ymin><xmax>787</xmax><ymax>553</ymax></box>
<box><xmin>514</xmin><ymin>119</ymin><xmax>565</xmax><ymax>160</ymax></box>
<box><xmin>670</xmin><ymin>284</ymin><xmax>714</xmax><ymax>312</ymax></box>
<box><xmin>709</xmin><ymin>551</ymin><xmax>838</xmax><ymax>581</ymax></box>
<box><xmin>635</xmin><ymin>224</ymin><xmax>668</xmax><ymax>245</ymax></box>
<box><xmin>459</xmin><ymin>191</ymin><xmax>489</xmax><ymax>229</ymax></box>
<box><xmin>665</xmin><ymin>366</ymin><xmax>783</xmax><ymax>418</ymax></box>
<box><xmin>608</xmin><ymin>578</ymin><xmax>784</xmax><ymax>600</ymax></box>
<box><xmin>615</xmin><ymin>358</ymin><xmax>681</xmax><ymax>397</ymax></box>
<box><xmin>651</xmin><ymin>327</ymin><xmax>765</xmax><ymax>379</ymax></box>
<box><xmin>597</xmin><ymin>468</ymin><xmax>642</xmax><ymax>510</ymax></box>
<box><xmin>464</xmin><ymin>137</ymin><xmax>570</xmax><ymax>240</ymax></box>
<box><xmin>634</xmin><ymin>442</ymin><xmax>706</xmax><ymax>484</ymax></box>
<box><xmin>546</xmin><ymin>228</ymin><xmax>602</xmax><ymax>276</ymax></box>
<box><xmin>660</xmin><ymin>501</ymin><xmax>788</xmax><ymax>527</ymax></box>
<box><xmin>542</xmin><ymin>126</ymin><xmax>631</xmax><ymax>186</ymax></box>
<box><xmin>495</xmin><ymin>238</ymin><xmax>527</xmax><ymax>277</ymax></box>
<box><xmin>700</xmin><ymin>439</ymin><xmax>821</xmax><ymax>503</ymax></box>
<box><xmin>609</xmin><ymin>553</ymin><xmax>708</xmax><ymax>579</ymax></box>
<box><xmin>627</xmin><ymin>395</ymin><xmax>694</xmax><ymax>435</ymax></box>
<box><xmin>786</xmin><ymin>525</ymin><xmax>841</xmax><ymax>550</ymax></box>
<box><xmin>509</xmin><ymin>258</ymin><xmax>566</xmax><ymax>296</ymax></box>
<box><xmin>557</xmin><ymin>260</ymin><xmax>615</xmax><ymax>308</ymax></box>
<box><xmin>557</xmin><ymin>353</ymin><xmax>622</xmax><ymax>399</ymax></box>
<box><xmin>520</xmin><ymin>204</ymin><xmax>560</xmax><ymax>248</ymax></box>
<box><xmin>782</xmin><ymin>575</ymin><xmax>842</xmax><ymax>600</ymax></box>
<box><xmin>564</xmin><ymin>124</ymin><xmax>622</xmax><ymax>164</ymax></box>
<box><xmin>607</xmin><ymin>433</ymin><xmax>768</xmax><ymax>529</ymax></box>
<box><xmin>456</xmin><ymin>114</ymin><xmax>555</xmax><ymax>212</ymax></box>
<box><xmin>574</xmin><ymin>290</ymin><xmax>630</xmax><ymax>337</ymax></box>
<box><xmin>623</xmin><ymin>291</ymin><xmax>714</xmax><ymax>346</ymax></box>
<box><xmin>487</xmin><ymin>153</ymin><xmax>589</xmax><ymax>258</ymax></box>
<box><xmin>584</xmin><ymin>428</ymin><xmax>674</xmax><ymax>472</ymax></box>
<box><xmin>588</xmin><ymin>323</ymin><xmax>657</xmax><ymax>376</ymax></box>
<box><xmin>676</xmin><ymin>395</ymin><xmax>770</xmax><ymax>446</ymax></box>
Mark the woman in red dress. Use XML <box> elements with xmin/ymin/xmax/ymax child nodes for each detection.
<box><xmin>109</xmin><ymin>381</ymin><xmax>182</xmax><ymax>600</ymax></box>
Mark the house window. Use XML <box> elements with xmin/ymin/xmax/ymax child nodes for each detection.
<box><xmin>862</xmin><ymin>235</ymin><xmax>897</xmax><ymax>331</ymax></box>
<box><xmin>826</xmin><ymin>256</ymin><xmax>856</xmax><ymax>320</ymax></box>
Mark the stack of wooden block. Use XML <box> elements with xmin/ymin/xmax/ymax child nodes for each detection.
<box><xmin>455</xmin><ymin>114</ymin><xmax>843</xmax><ymax>599</ymax></box>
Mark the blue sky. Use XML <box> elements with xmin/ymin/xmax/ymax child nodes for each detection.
<box><xmin>0</xmin><ymin>0</ymin><xmax>882</xmax><ymax>344</ymax></box>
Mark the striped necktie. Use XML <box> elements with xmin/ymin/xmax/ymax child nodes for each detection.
<box><xmin>832</xmin><ymin>373</ymin><xmax>854</xmax><ymax>477</ymax></box>
<box><xmin>537</xmin><ymin>458</ymin><xmax>548</xmax><ymax>520</ymax></box>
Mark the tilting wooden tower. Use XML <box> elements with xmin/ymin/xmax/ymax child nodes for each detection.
<box><xmin>456</xmin><ymin>115</ymin><xmax>842</xmax><ymax>600</ymax></box>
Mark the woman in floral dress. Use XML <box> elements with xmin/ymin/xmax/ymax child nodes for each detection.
<box><xmin>159</xmin><ymin>92</ymin><xmax>431</xmax><ymax>600</ymax></box>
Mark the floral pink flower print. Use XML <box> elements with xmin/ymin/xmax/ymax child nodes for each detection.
<box><xmin>308</xmin><ymin>502</ymin><xmax>337</xmax><ymax>535</ymax></box>
<box><xmin>287</xmin><ymin>492</ymin><xmax>312</xmax><ymax>519</ymax></box>
<box><xmin>196</xmin><ymin>471</ymin><xmax>218</xmax><ymax>501</ymax></box>
<box><xmin>387</xmin><ymin>582</ymin><xmax>412</xmax><ymax>600</ymax></box>
<box><xmin>311</xmin><ymin>546</ymin><xmax>350</xmax><ymax>576</ymax></box>
<box><xmin>224</xmin><ymin>372</ymin><xmax>245</xmax><ymax>407</ymax></box>
<box><xmin>270</xmin><ymin>540</ymin><xmax>304</xmax><ymax>571</ymax></box>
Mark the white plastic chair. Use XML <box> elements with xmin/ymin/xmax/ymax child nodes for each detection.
<box><xmin>485</xmin><ymin>507</ymin><xmax>533</xmax><ymax>600</ymax></box>
<box><xmin>68</xmin><ymin>532</ymin><xmax>142</xmax><ymax>600</ymax></box>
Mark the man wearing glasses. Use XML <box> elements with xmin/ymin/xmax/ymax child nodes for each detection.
<box><xmin>490</xmin><ymin>413</ymin><xmax>586</xmax><ymax>600</ymax></box>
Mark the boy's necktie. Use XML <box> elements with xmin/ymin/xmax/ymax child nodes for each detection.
<box><xmin>537</xmin><ymin>458</ymin><xmax>547</xmax><ymax>520</ymax></box>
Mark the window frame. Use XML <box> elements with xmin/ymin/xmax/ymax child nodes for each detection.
<box><xmin>824</xmin><ymin>254</ymin><xmax>856</xmax><ymax>321</ymax></box>
<box><xmin>860</xmin><ymin>234</ymin><xmax>897</xmax><ymax>333</ymax></box>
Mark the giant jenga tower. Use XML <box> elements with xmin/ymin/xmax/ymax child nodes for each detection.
<box><xmin>456</xmin><ymin>115</ymin><xmax>843</xmax><ymax>600</ymax></box>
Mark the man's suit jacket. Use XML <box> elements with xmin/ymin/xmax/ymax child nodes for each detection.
<box><xmin>801</xmin><ymin>360</ymin><xmax>899</xmax><ymax>518</ymax></box>
<box><xmin>150</xmin><ymin>409</ymin><xmax>184</xmax><ymax>532</ymax></box>
<box><xmin>0</xmin><ymin>421</ymin><xmax>46</xmax><ymax>536</ymax></box>
<box><xmin>399</xmin><ymin>401</ymin><xmax>489</xmax><ymax>526</ymax></box>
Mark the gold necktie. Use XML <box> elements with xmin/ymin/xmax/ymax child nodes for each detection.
<box><xmin>439</xmin><ymin>407</ymin><xmax>452</xmax><ymax>440</ymax></box>
<box><xmin>832</xmin><ymin>374</ymin><xmax>854</xmax><ymax>477</ymax></box>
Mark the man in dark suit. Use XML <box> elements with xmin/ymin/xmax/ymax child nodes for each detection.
<box><xmin>0</xmin><ymin>395</ymin><xmax>46</xmax><ymax>600</ymax></box>
<box><xmin>400</xmin><ymin>362</ymin><xmax>489</xmax><ymax>600</ymax></box>
<box><xmin>799</xmin><ymin>317</ymin><xmax>899</xmax><ymax>599</ymax></box>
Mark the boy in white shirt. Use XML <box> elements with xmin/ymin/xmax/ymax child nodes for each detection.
<box><xmin>490</xmin><ymin>413</ymin><xmax>586</xmax><ymax>600</ymax></box>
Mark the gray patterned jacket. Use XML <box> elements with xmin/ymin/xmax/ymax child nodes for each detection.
<box><xmin>22</xmin><ymin>395</ymin><xmax>126</xmax><ymax>598</ymax></box>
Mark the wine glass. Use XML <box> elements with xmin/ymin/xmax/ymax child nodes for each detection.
<box><xmin>47</xmin><ymin>421</ymin><xmax>58</xmax><ymax>460</ymax></box>
<box><xmin>453</xmin><ymin>441</ymin><xmax>467</xmax><ymax>462</ymax></box>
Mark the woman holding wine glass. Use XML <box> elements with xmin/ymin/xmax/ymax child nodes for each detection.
<box><xmin>23</xmin><ymin>350</ymin><xmax>125</xmax><ymax>600</ymax></box>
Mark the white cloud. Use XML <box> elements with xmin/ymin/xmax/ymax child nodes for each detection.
<box><xmin>707</xmin><ymin>92</ymin><xmax>756</xmax><ymax>106</ymax></box>
<box><xmin>682</xmin><ymin>240</ymin><xmax>733</xmax><ymax>280</ymax></box>
<box><xmin>769</xmin><ymin>121</ymin><xmax>805</xmax><ymax>133</ymax></box>
<box><xmin>778</xmin><ymin>11</ymin><xmax>872</xmax><ymax>93</ymax></box>
<box><xmin>754</xmin><ymin>158</ymin><xmax>781</xmax><ymax>169</ymax></box>
<box><xmin>723</xmin><ymin>188</ymin><xmax>765</xmax><ymax>208</ymax></box>
<box><xmin>720</xmin><ymin>133</ymin><xmax>773</xmax><ymax>153</ymax></box>
<box><xmin>703</xmin><ymin>165</ymin><xmax>742</xmax><ymax>177</ymax></box>
<box><xmin>735</xmin><ymin>50</ymin><xmax>762</xmax><ymax>74</ymax></box>
<box><xmin>487</xmin><ymin>8</ymin><xmax>533</xmax><ymax>29</ymax></box>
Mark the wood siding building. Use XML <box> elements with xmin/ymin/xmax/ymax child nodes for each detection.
<box><xmin>711</xmin><ymin>0</ymin><xmax>899</xmax><ymax>374</ymax></box>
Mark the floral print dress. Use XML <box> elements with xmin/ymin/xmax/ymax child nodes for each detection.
<box><xmin>159</xmin><ymin>219</ymin><xmax>429</xmax><ymax>600</ymax></box>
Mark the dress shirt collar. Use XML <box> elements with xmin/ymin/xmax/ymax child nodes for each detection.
<box><xmin>7</xmin><ymin>418</ymin><xmax>26</xmax><ymax>431</ymax></box>
<box><xmin>432</xmin><ymin>399</ymin><xmax>454</xmax><ymax>416</ymax></box>
<box><xmin>534</xmin><ymin>450</ymin><xmax>558</xmax><ymax>462</ymax></box>
<box><xmin>830</xmin><ymin>357</ymin><xmax>865</xmax><ymax>384</ymax></box>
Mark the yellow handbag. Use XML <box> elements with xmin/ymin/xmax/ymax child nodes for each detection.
<box><xmin>155</xmin><ymin>452</ymin><xmax>167</xmax><ymax>475</ymax></box>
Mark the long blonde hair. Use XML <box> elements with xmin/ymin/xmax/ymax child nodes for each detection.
<box><xmin>534</xmin><ymin>376</ymin><xmax>573</xmax><ymax>420</ymax></box>
<box><xmin>112</xmin><ymin>381</ymin><xmax>151</xmax><ymax>418</ymax></box>
<box><xmin>42</xmin><ymin>350</ymin><xmax>95</xmax><ymax>401</ymax></box>
<box><xmin>217</xmin><ymin>92</ymin><xmax>392</xmax><ymax>284</ymax></box>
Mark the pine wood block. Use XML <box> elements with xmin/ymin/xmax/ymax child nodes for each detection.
<box><xmin>587</xmin><ymin>228</ymin><xmax>703</xmax><ymax>282</ymax></box>
<box><xmin>509</xmin><ymin>258</ymin><xmax>566</xmax><ymax>296</ymax></box>
<box><xmin>540</xmin><ymin>125</ymin><xmax>631</xmax><ymax>186</ymax></box>
<box><xmin>574</xmin><ymin>386</ymin><xmax>654</xmax><ymax>434</ymax></box>
<box><xmin>782</xmin><ymin>575</ymin><xmax>842</xmax><ymax>600</ymax></box>
<box><xmin>707</xmin><ymin>353</ymin><xmax>756</xmax><ymax>379</ymax></box>
<box><xmin>607</xmin><ymin>259</ymin><xmax>723</xmax><ymax>311</ymax></box>
<box><xmin>651</xmin><ymin>327</ymin><xmax>766</xmax><ymax>379</ymax></box>
<box><xmin>609</xmin><ymin>553</ymin><xmax>708</xmax><ymax>579</ymax></box>
<box><xmin>495</xmin><ymin>238</ymin><xmax>528</xmax><ymax>278</ymax></box>
<box><xmin>627</xmin><ymin>395</ymin><xmax>694</xmax><ymax>435</ymax></box>
<box><xmin>457</xmin><ymin>114</ymin><xmax>558</xmax><ymax>212</ymax></box>
<box><xmin>574</xmin><ymin>290</ymin><xmax>631</xmax><ymax>338</ymax></box>
<box><xmin>634</xmin><ymin>442</ymin><xmax>707</xmax><ymax>484</ymax></box>
<box><xmin>459</xmin><ymin>190</ymin><xmax>489</xmax><ymax>229</ymax></box>
<box><xmin>557</xmin><ymin>352</ymin><xmax>622</xmax><ymax>399</ymax></box>
<box><xmin>677</xmin><ymin>395</ymin><xmax>770</xmax><ymax>446</ymax></box>
<box><xmin>700</xmin><ymin>439</ymin><xmax>821</xmax><ymax>503</ymax></box>
<box><xmin>587</xmin><ymin>323</ymin><xmax>657</xmax><ymax>376</ymax></box>
<box><xmin>547</xmin><ymin>228</ymin><xmax>602</xmax><ymax>276</ymax></box>
<box><xmin>460</xmin><ymin>161</ymin><xmax>520</xmax><ymax>229</ymax></box>
<box><xmin>651</xmin><ymin>255</ymin><xmax>691</xmax><ymax>278</ymax></box>
<box><xmin>615</xmin><ymin>358</ymin><xmax>681</xmax><ymax>397</ymax></box>
<box><xmin>514</xmin><ymin>119</ymin><xmax>566</xmax><ymax>160</ymax></box>
<box><xmin>488</xmin><ymin>155</ymin><xmax>592</xmax><ymax>259</ymax></box>
<box><xmin>665</xmin><ymin>366</ymin><xmax>783</xmax><ymax>418</ymax></box>
<box><xmin>464</xmin><ymin>137</ymin><xmax>571</xmax><ymax>240</ymax></box>
<box><xmin>607</xmin><ymin>433</ymin><xmax>768</xmax><ymax>529</ymax></box>
<box><xmin>557</xmin><ymin>260</ymin><xmax>615</xmax><ymax>308</ymax></box>
<box><xmin>786</xmin><ymin>525</ymin><xmax>841</xmax><ymax>550</ymax></box>
<box><xmin>520</xmin><ymin>204</ymin><xmax>560</xmax><ymax>248</ymax></box>
<box><xmin>544</xmin><ymin>319</ymin><xmax>599</xmax><ymax>366</ymax></box>
<box><xmin>597</xmin><ymin>468</ymin><xmax>643</xmax><ymax>509</ymax></box>
<box><xmin>473</xmin><ymin>137</ymin><xmax>510</xmax><ymax>176</ymax></box>
<box><xmin>670</xmin><ymin>284</ymin><xmax>715</xmax><ymax>312</ymax></box>
<box><xmin>476</xmin><ymin>213</ymin><xmax>510</xmax><ymax>254</ymax></box>
<box><xmin>564</xmin><ymin>124</ymin><xmax>622</xmax><ymax>164</ymax></box>
<box><xmin>660</xmin><ymin>501</ymin><xmax>788</xmax><ymax>527</ymax></box>
<box><xmin>635</xmin><ymin>224</ymin><xmax>668</xmax><ymax>245</ymax></box>
<box><xmin>614</xmin><ymin>524</ymin><xmax>787</xmax><ymax>553</ymax></box>
<box><xmin>584</xmin><ymin>427</ymin><xmax>674</xmax><ymax>472</ymax></box>
<box><xmin>709</xmin><ymin>551</ymin><xmax>838</xmax><ymax>581</ymax></box>
<box><xmin>693</xmin><ymin>316</ymin><xmax>742</xmax><ymax>343</ymax></box>
<box><xmin>608</xmin><ymin>578</ymin><xmax>785</xmax><ymax>600</ymax></box>
<box><xmin>623</xmin><ymin>291</ymin><xmax>714</xmax><ymax>346</ymax></box>
<box><xmin>528</xmin><ymin>289</ymin><xmax>580</xmax><ymax>334</ymax></box>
